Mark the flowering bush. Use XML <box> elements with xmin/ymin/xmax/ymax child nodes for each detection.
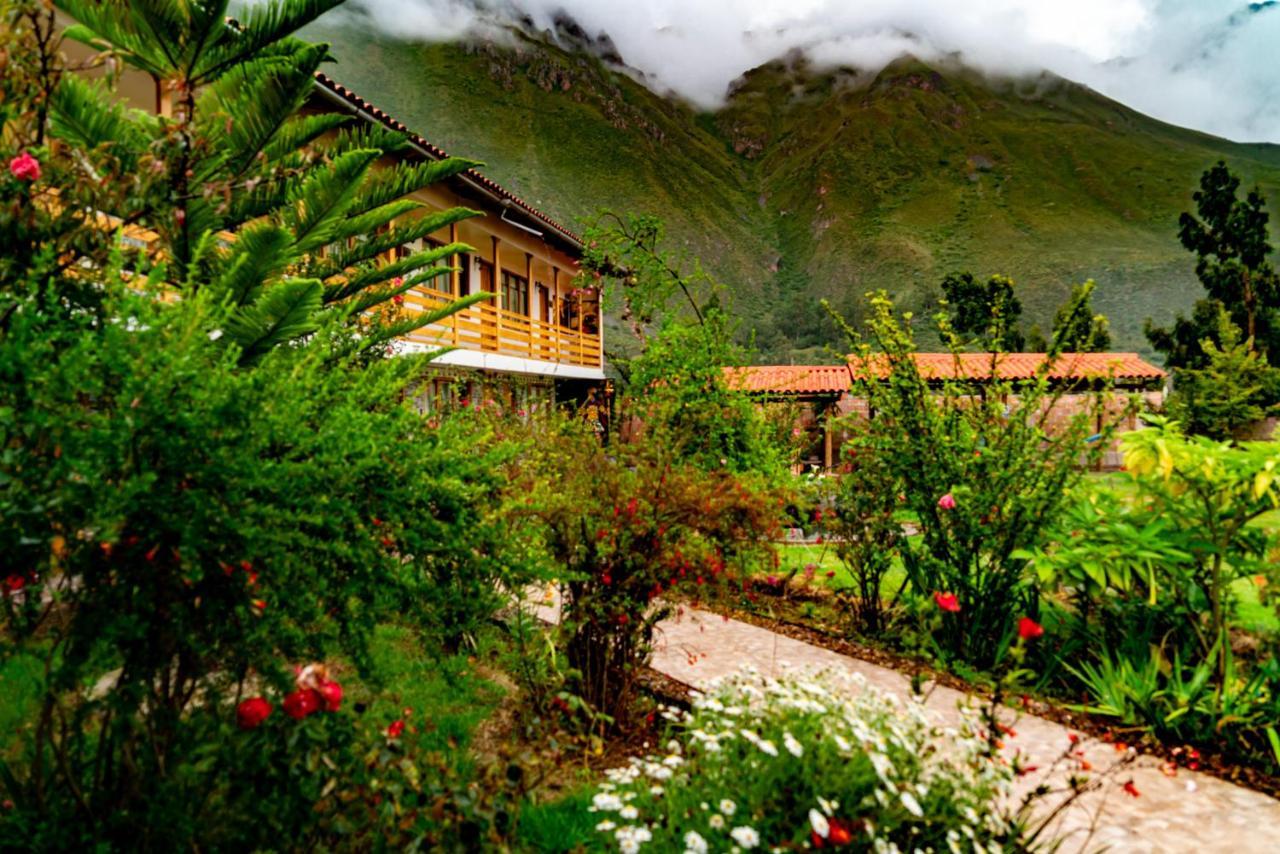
<box><xmin>519</xmin><ymin>417</ymin><xmax>784</xmax><ymax>727</ymax></box>
<box><xmin>587</xmin><ymin>668</ymin><xmax>1027</xmax><ymax>852</ymax></box>
<box><xmin>836</xmin><ymin>292</ymin><xmax>1133</xmax><ymax>666</ymax></box>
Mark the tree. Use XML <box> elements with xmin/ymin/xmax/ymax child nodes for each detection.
<box><xmin>50</xmin><ymin>0</ymin><xmax>490</xmax><ymax>361</ymax></box>
<box><xmin>939</xmin><ymin>272</ymin><xmax>1024</xmax><ymax>351</ymax></box>
<box><xmin>582</xmin><ymin>211</ymin><xmax>796</xmax><ymax>476</ymax></box>
<box><xmin>1167</xmin><ymin>309</ymin><xmax>1279</xmax><ymax>440</ymax></box>
<box><xmin>1050</xmin><ymin>280</ymin><xmax>1111</xmax><ymax>351</ymax></box>
<box><xmin>1148</xmin><ymin>161</ymin><xmax>1280</xmax><ymax>366</ymax></box>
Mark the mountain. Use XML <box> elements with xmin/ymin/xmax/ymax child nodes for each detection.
<box><xmin>303</xmin><ymin>16</ymin><xmax>1280</xmax><ymax>361</ymax></box>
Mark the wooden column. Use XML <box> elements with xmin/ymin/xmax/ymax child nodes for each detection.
<box><xmin>525</xmin><ymin>252</ymin><xmax>534</xmax><ymax>360</ymax></box>
<box><xmin>823</xmin><ymin>402</ymin><xmax>834</xmax><ymax>470</ymax></box>
<box><xmin>449</xmin><ymin>222</ymin><xmax>460</xmax><ymax>345</ymax></box>
<box><xmin>552</xmin><ymin>267</ymin><xmax>562</xmax><ymax>364</ymax></box>
<box><xmin>492</xmin><ymin>235</ymin><xmax>502</xmax><ymax>354</ymax></box>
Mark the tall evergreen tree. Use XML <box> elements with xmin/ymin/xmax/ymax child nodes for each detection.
<box><xmin>52</xmin><ymin>0</ymin><xmax>490</xmax><ymax>362</ymax></box>
<box><xmin>1147</xmin><ymin>161</ymin><xmax>1280</xmax><ymax>367</ymax></box>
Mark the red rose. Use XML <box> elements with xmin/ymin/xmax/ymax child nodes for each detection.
<box><xmin>317</xmin><ymin>680</ymin><xmax>343</xmax><ymax>712</ymax></box>
<box><xmin>392</xmin><ymin>293</ymin><xmax>404</xmax><ymax>306</ymax></box>
<box><xmin>1017</xmin><ymin>616</ymin><xmax>1044</xmax><ymax>640</ymax></box>
<box><xmin>2</xmin><ymin>575</ymin><xmax>25</xmax><ymax>595</ymax></box>
<box><xmin>933</xmin><ymin>591</ymin><xmax>960</xmax><ymax>612</ymax></box>
<box><xmin>236</xmin><ymin>696</ymin><xmax>273</xmax><ymax>730</ymax></box>
<box><xmin>282</xmin><ymin>689</ymin><xmax>320</xmax><ymax>720</ymax></box>
<box><xmin>386</xmin><ymin>719</ymin><xmax>405</xmax><ymax>738</ymax></box>
<box><xmin>8</xmin><ymin>151</ymin><xmax>40</xmax><ymax>182</ymax></box>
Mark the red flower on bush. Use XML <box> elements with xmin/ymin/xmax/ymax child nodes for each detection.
<box><xmin>933</xmin><ymin>591</ymin><xmax>960</xmax><ymax>612</ymax></box>
<box><xmin>282</xmin><ymin>688</ymin><xmax>320</xmax><ymax>720</ymax></box>
<box><xmin>392</xmin><ymin>293</ymin><xmax>404</xmax><ymax>305</ymax></box>
<box><xmin>1017</xmin><ymin>616</ymin><xmax>1044</xmax><ymax>640</ymax></box>
<box><xmin>317</xmin><ymin>680</ymin><xmax>343</xmax><ymax>712</ymax></box>
<box><xmin>937</xmin><ymin>492</ymin><xmax>957</xmax><ymax>510</ymax></box>
<box><xmin>2</xmin><ymin>574</ymin><xmax>25</xmax><ymax>595</ymax></box>
<box><xmin>386</xmin><ymin>719</ymin><xmax>405</xmax><ymax>738</ymax></box>
<box><xmin>9</xmin><ymin>151</ymin><xmax>40</xmax><ymax>182</ymax></box>
<box><xmin>236</xmin><ymin>696</ymin><xmax>273</xmax><ymax>730</ymax></box>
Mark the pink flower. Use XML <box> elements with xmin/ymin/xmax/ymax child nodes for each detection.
<box><xmin>8</xmin><ymin>152</ymin><xmax>40</xmax><ymax>182</ymax></box>
<box><xmin>236</xmin><ymin>697</ymin><xmax>272</xmax><ymax>730</ymax></box>
<box><xmin>934</xmin><ymin>591</ymin><xmax>960</xmax><ymax>612</ymax></box>
<box><xmin>937</xmin><ymin>493</ymin><xmax>957</xmax><ymax>510</ymax></box>
<box><xmin>1017</xmin><ymin>616</ymin><xmax>1044</xmax><ymax>640</ymax></box>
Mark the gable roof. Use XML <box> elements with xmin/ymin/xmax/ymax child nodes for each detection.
<box><xmin>726</xmin><ymin>353</ymin><xmax>1165</xmax><ymax>395</ymax></box>
<box><xmin>311</xmin><ymin>72</ymin><xmax>582</xmax><ymax>251</ymax></box>
<box><xmin>724</xmin><ymin>365</ymin><xmax>853</xmax><ymax>395</ymax></box>
<box><xmin>851</xmin><ymin>352</ymin><xmax>1165</xmax><ymax>382</ymax></box>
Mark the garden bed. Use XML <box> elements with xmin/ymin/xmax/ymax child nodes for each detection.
<box><xmin>690</xmin><ymin>591</ymin><xmax>1280</xmax><ymax>800</ymax></box>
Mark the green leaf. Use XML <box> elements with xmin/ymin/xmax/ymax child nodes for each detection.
<box><xmin>224</xmin><ymin>279</ymin><xmax>324</xmax><ymax>363</ymax></box>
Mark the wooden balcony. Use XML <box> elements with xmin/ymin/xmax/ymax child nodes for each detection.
<box><xmin>401</xmin><ymin>286</ymin><xmax>602</xmax><ymax>370</ymax></box>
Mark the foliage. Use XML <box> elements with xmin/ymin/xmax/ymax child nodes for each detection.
<box><xmin>939</xmin><ymin>271</ymin><xmax>1025</xmax><ymax>351</ymax></box>
<box><xmin>1031</xmin><ymin>420</ymin><xmax>1280</xmax><ymax>680</ymax></box>
<box><xmin>516</xmin><ymin>416</ymin><xmax>783</xmax><ymax>728</ymax></box>
<box><xmin>1166</xmin><ymin>310</ymin><xmax>1280</xmax><ymax>440</ymax></box>
<box><xmin>1050</xmin><ymin>280</ymin><xmax>1112</xmax><ymax>352</ymax></box>
<box><xmin>582</xmin><ymin>212</ymin><xmax>798</xmax><ymax>476</ymax></box>
<box><xmin>1148</xmin><ymin>161</ymin><xmax>1280</xmax><ymax>369</ymax></box>
<box><xmin>829</xmin><ymin>428</ymin><xmax>904</xmax><ymax>635</ymax></box>
<box><xmin>585</xmin><ymin>668</ymin><xmax>1028</xmax><ymax>852</ymax></box>
<box><xmin>0</xmin><ymin>0</ymin><xmax>534</xmax><ymax>845</ymax></box>
<box><xmin>834</xmin><ymin>291</ymin><xmax>1131</xmax><ymax>666</ymax></box>
<box><xmin>47</xmin><ymin>0</ymin><xmax>489</xmax><ymax>362</ymax></box>
<box><xmin>1027</xmin><ymin>421</ymin><xmax>1280</xmax><ymax>769</ymax></box>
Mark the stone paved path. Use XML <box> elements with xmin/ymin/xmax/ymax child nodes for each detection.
<box><xmin>534</xmin><ymin>593</ymin><xmax>1280</xmax><ymax>853</ymax></box>
<box><xmin>649</xmin><ymin>607</ymin><xmax>1280</xmax><ymax>854</ymax></box>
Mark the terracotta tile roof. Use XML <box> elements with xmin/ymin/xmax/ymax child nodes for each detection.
<box><xmin>724</xmin><ymin>365</ymin><xmax>852</xmax><ymax>395</ymax></box>
<box><xmin>726</xmin><ymin>353</ymin><xmax>1164</xmax><ymax>394</ymax></box>
<box><xmin>848</xmin><ymin>352</ymin><xmax>1165</xmax><ymax>382</ymax></box>
<box><xmin>311</xmin><ymin>73</ymin><xmax>582</xmax><ymax>248</ymax></box>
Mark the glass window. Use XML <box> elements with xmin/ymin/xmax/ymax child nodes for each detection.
<box><xmin>501</xmin><ymin>271</ymin><xmax>529</xmax><ymax>316</ymax></box>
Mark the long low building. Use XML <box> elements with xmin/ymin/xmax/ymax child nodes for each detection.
<box><xmin>726</xmin><ymin>353</ymin><xmax>1167</xmax><ymax>470</ymax></box>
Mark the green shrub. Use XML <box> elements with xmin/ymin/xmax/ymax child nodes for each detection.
<box><xmin>1027</xmin><ymin>418</ymin><xmax>1280</xmax><ymax>769</ymax></box>
<box><xmin>585</xmin><ymin>668</ymin><xmax>1028</xmax><ymax>852</ymax></box>
<box><xmin>834</xmin><ymin>291</ymin><xmax>1131</xmax><ymax>667</ymax></box>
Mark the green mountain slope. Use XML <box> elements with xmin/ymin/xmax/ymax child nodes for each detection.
<box><xmin>305</xmin><ymin>20</ymin><xmax>1280</xmax><ymax>360</ymax></box>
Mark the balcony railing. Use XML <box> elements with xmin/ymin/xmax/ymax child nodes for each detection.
<box><xmin>401</xmin><ymin>286</ymin><xmax>602</xmax><ymax>369</ymax></box>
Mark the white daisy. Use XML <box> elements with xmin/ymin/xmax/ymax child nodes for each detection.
<box><xmin>730</xmin><ymin>826</ymin><xmax>760</xmax><ymax>849</ymax></box>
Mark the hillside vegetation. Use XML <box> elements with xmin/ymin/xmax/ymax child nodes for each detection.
<box><xmin>306</xmin><ymin>20</ymin><xmax>1280</xmax><ymax>360</ymax></box>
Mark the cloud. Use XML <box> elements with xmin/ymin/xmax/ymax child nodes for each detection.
<box><xmin>333</xmin><ymin>0</ymin><xmax>1280</xmax><ymax>142</ymax></box>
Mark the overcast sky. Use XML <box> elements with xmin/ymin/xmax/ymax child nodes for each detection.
<box><xmin>336</xmin><ymin>0</ymin><xmax>1280</xmax><ymax>143</ymax></box>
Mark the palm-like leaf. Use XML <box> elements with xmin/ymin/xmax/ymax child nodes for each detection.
<box><xmin>283</xmin><ymin>148</ymin><xmax>380</xmax><ymax>253</ymax></box>
<box><xmin>225</xmin><ymin>278</ymin><xmax>324</xmax><ymax>363</ymax></box>
<box><xmin>309</xmin><ymin>207</ymin><xmax>478</xmax><ymax>285</ymax></box>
